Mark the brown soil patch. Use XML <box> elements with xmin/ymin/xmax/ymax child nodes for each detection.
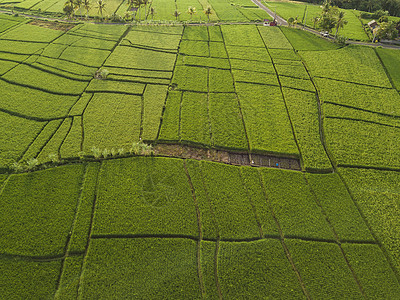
<box><xmin>29</xmin><ymin>19</ymin><xmax>75</xmax><ymax>31</ymax></box>
<box><xmin>154</xmin><ymin>143</ymin><xmax>301</xmax><ymax>170</ymax></box>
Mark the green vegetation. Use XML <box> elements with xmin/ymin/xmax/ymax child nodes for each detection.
<box><xmin>376</xmin><ymin>48</ymin><xmax>400</xmax><ymax>90</ymax></box>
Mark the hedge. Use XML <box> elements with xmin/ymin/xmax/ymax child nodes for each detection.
<box><xmin>306</xmin><ymin>173</ymin><xmax>374</xmax><ymax>242</ymax></box>
<box><xmin>93</xmin><ymin>157</ymin><xmax>198</xmax><ymax>237</ymax></box>
<box><xmin>286</xmin><ymin>239</ymin><xmax>363</xmax><ymax>299</ymax></box>
<box><xmin>142</xmin><ymin>85</ymin><xmax>168</xmax><ymax>141</ymax></box>
<box><xmin>260</xmin><ymin>168</ymin><xmax>334</xmax><ymax>240</ymax></box>
<box><xmin>235</xmin><ymin>83</ymin><xmax>299</xmax><ymax>155</ymax></box>
<box><xmin>82</xmin><ymin>93</ymin><xmax>142</xmax><ymax>151</ymax></box>
<box><xmin>218</xmin><ymin>240</ymin><xmax>304</xmax><ymax>299</ymax></box>
<box><xmin>79</xmin><ymin>238</ymin><xmax>201</xmax><ymax>298</ymax></box>
<box><xmin>209</xmin><ymin>93</ymin><xmax>248</xmax><ymax>150</ymax></box>
<box><xmin>0</xmin><ymin>165</ymin><xmax>85</xmax><ymax>256</ymax></box>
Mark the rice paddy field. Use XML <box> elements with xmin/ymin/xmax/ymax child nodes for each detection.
<box><xmin>1</xmin><ymin>8</ymin><xmax>400</xmax><ymax>299</ymax></box>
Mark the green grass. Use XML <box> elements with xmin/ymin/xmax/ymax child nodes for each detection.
<box><xmin>342</xmin><ymin>243</ymin><xmax>400</xmax><ymax>298</ymax></box>
<box><xmin>93</xmin><ymin>157</ymin><xmax>198</xmax><ymax>237</ymax></box>
<box><xmin>180</xmin><ymin>91</ymin><xmax>211</xmax><ymax>146</ymax></box>
<box><xmin>339</xmin><ymin>168</ymin><xmax>400</xmax><ymax>275</ymax></box>
<box><xmin>171</xmin><ymin>64</ymin><xmax>208</xmax><ymax>92</ymax></box>
<box><xmin>54</xmin><ymin>255</ymin><xmax>84</xmax><ymax>299</ymax></box>
<box><xmin>316</xmin><ymin>78</ymin><xmax>400</xmax><ymax>116</ymax></box>
<box><xmin>235</xmin><ymin>83</ymin><xmax>299</xmax><ymax>155</ymax></box>
<box><xmin>258</xmin><ymin>25</ymin><xmax>292</xmax><ymax>49</ymax></box>
<box><xmin>283</xmin><ymin>88</ymin><xmax>332</xmax><ymax>171</ymax></box>
<box><xmin>260</xmin><ymin>168</ymin><xmax>334</xmax><ymax>240</ymax></box>
<box><xmin>180</xmin><ymin>40</ymin><xmax>209</xmax><ymax>56</ymax></box>
<box><xmin>325</xmin><ymin>117</ymin><xmax>400</xmax><ymax>168</ymax></box>
<box><xmin>301</xmin><ymin>45</ymin><xmax>392</xmax><ymax>88</ymax></box>
<box><xmin>225</xmin><ymin>45</ymin><xmax>271</xmax><ymax>62</ymax></box>
<box><xmin>306</xmin><ymin>173</ymin><xmax>373</xmax><ymax>242</ymax></box>
<box><xmin>0</xmin><ymin>165</ymin><xmax>85</xmax><ymax>256</ymax></box>
<box><xmin>221</xmin><ymin>24</ymin><xmax>266</xmax><ymax>47</ymax></box>
<box><xmin>208</xmin><ymin>68</ymin><xmax>234</xmax><ymax>92</ymax></box>
<box><xmin>158</xmin><ymin>91</ymin><xmax>181</xmax><ymax>142</ymax></box>
<box><xmin>79</xmin><ymin>238</ymin><xmax>201</xmax><ymax>299</ymax></box>
<box><xmin>209</xmin><ymin>93</ymin><xmax>248</xmax><ymax>150</ymax></box>
<box><xmin>286</xmin><ymin>239</ymin><xmax>363</xmax><ymax>299</ymax></box>
<box><xmin>124</xmin><ymin>27</ymin><xmax>182</xmax><ymax>50</ymax></box>
<box><xmin>1</xmin><ymin>23</ymin><xmax>62</xmax><ymax>42</ymax></box>
<box><xmin>376</xmin><ymin>48</ymin><xmax>400</xmax><ymax>91</ymax></box>
<box><xmin>82</xmin><ymin>93</ymin><xmax>142</xmax><ymax>151</ymax></box>
<box><xmin>0</xmin><ymin>112</ymin><xmax>44</xmax><ymax>167</ymax></box>
<box><xmin>142</xmin><ymin>85</ymin><xmax>168</xmax><ymax>141</ymax></box>
<box><xmin>196</xmin><ymin>161</ymin><xmax>261</xmax><ymax>240</ymax></box>
<box><xmin>218</xmin><ymin>240</ymin><xmax>305</xmax><ymax>299</ymax></box>
<box><xmin>280</xmin><ymin>26</ymin><xmax>340</xmax><ymax>51</ymax></box>
<box><xmin>0</xmin><ymin>258</ymin><xmax>61</xmax><ymax>299</ymax></box>
<box><xmin>60</xmin><ymin>116</ymin><xmax>82</xmax><ymax>158</ymax></box>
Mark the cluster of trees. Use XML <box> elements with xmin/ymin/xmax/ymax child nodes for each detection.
<box><xmin>63</xmin><ymin>0</ymin><xmax>213</xmax><ymax>22</ymax></box>
<box><xmin>294</xmin><ymin>0</ymin><xmax>400</xmax><ymax>17</ymax></box>
<box><xmin>289</xmin><ymin>0</ymin><xmax>348</xmax><ymax>39</ymax></box>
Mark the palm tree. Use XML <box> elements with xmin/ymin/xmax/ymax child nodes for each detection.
<box><xmin>74</xmin><ymin>0</ymin><xmax>83</xmax><ymax>18</ymax></box>
<box><xmin>335</xmin><ymin>11</ymin><xmax>347</xmax><ymax>38</ymax></box>
<box><xmin>83</xmin><ymin>0</ymin><xmax>91</xmax><ymax>19</ymax></box>
<box><xmin>64</xmin><ymin>0</ymin><xmax>75</xmax><ymax>18</ymax></box>
<box><xmin>204</xmin><ymin>5</ymin><xmax>212</xmax><ymax>22</ymax></box>
<box><xmin>173</xmin><ymin>9</ymin><xmax>181</xmax><ymax>21</ymax></box>
<box><xmin>142</xmin><ymin>0</ymin><xmax>149</xmax><ymax>19</ymax></box>
<box><xmin>149</xmin><ymin>6</ymin><xmax>155</xmax><ymax>20</ymax></box>
<box><xmin>129</xmin><ymin>0</ymin><xmax>141</xmax><ymax>21</ymax></box>
<box><xmin>96</xmin><ymin>0</ymin><xmax>106</xmax><ymax>19</ymax></box>
<box><xmin>187</xmin><ymin>6</ymin><xmax>196</xmax><ymax>21</ymax></box>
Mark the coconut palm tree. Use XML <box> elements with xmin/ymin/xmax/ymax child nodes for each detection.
<box><xmin>149</xmin><ymin>6</ymin><xmax>155</xmax><ymax>20</ymax></box>
<box><xmin>64</xmin><ymin>0</ymin><xmax>75</xmax><ymax>18</ymax></box>
<box><xmin>83</xmin><ymin>0</ymin><xmax>91</xmax><ymax>19</ymax></box>
<box><xmin>312</xmin><ymin>16</ymin><xmax>320</xmax><ymax>29</ymax></box>
<box><xmin>74</xmin><ymin>0</ymin><xmax>83</xmax><ymax>18</ymax></box>
<box><xmin>173</xmin><ymin>9</ymin><xmax>181</xmax><ymax>21</ymax></box>
<box><xmin>96</xmin><ymin>0</ymin><xmax>106</xmax><ymax>19</ymax></box>
<box><xmin>129</xmin><ymin>0</ymin><xmax>141</xmax><ymax>21</ymax></box>
<box><xmin>187</xmin><ymin>6</ymin><xmax>196</xmax><ymax>21</ymax></box>
<box><xmin>335</xmin><ymin>11</ymin><xmax>347</xmax><ymax>38</ymax></box>
<box><xmin>204</xmin><ymin>5</ymin><xmax>212</xmax><ymax>22</ymax></box>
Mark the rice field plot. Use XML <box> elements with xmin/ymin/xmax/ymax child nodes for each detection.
<box><xmin>340</xmin><ymin>167</ymin><xmax>400</xmax><ymax>276</ymax></box>
<box><xmin>1</xmin><ymin>156</ymin><xmax>398</xmax><ymax>298</ymax></box>
<box><xmin>376</xmin><ymin>48</ymin><xmax>400</xmax><ymax>91</ymax></box>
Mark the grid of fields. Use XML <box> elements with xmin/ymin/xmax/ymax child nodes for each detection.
<box><xmin>1</xmin><ymin>13</ymin><xmax>400</xmax><ymax>298</ymax></box>
<box><xmin>1</xmin><ymin>157</ymin><xmax>399</xmax><ymax>299</ymax></box>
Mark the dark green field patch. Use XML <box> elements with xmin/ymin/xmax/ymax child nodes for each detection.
<box><xmin>93</xmin><ymin>157</ymin><xmax>198</xmax><ymax>237</ymax></box>
<box><xmin>0</xmin><ymin>164</ymin><xmax>85</xmax><ymax>256</ymax></box>
<box><xmin>79</xmin><ymin>238</ymin><xmax>201</xmax><ymax>298</ymax></box>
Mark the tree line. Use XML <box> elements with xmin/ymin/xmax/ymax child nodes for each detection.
<box><xmin>294</xmin><ymin>0</ymin><xmax>400</xmax><ymax>17</ymax></box>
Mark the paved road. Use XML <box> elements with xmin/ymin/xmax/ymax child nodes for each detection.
<box><xmin>251</xmin><ymin>0</ymin><xmax>288</xmax><ymax>25</ymax></box>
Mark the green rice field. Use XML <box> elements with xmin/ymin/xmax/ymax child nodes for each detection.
<box><xmin>1</xmin><ymin>10</ymin><xmax>400</xmax><ymax>299</ymax></box>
